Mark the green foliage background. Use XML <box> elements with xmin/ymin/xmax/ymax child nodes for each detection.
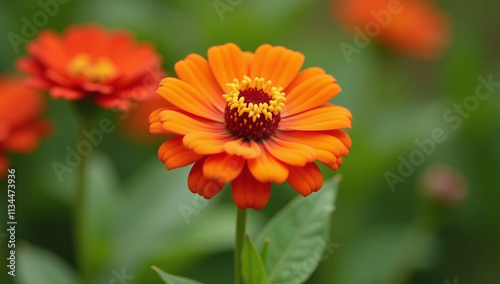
<box><xmin>1</xmin><ymin>0</ymin><xmax>499</xmax><ymax>283</ymax></box>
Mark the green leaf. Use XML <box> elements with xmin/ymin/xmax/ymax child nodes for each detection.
<box><xmin>16</xmin><ymin>243</ymin><xmax>81</xmax><ymax>284</ymax></box>
<box><xmin>255</xmin><ymin>177</ymin><xmax>339</xmax><ymax>284</ymax></box>
<box><xmin>242</xmin><ymin>235</ymin><xmax>267</xmax><ymax>284</ymax></box>
<box><xmin>152</xmin><ymin>266</ymin><xmax>204</xmax><ymax>284</ymax></box>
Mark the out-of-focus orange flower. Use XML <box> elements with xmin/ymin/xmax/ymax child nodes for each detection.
<box><xmin>332</xmin><ymin>0</ymin><xmax>451</xmax><ymax>59</ymax></box>
<box><xmin>150</xmin><ymin>43</ymin><xmax>352</xmax><ymax>209</ymax></box>
<box><xmin>0</xmin><ymin>76</ymin><xmax>50</xmax><ymax>177</ymax></box>
<box><xmin>17</xmin><ymin>25</ymin><xmax>162</xmax><ymax>111</ymax></box>
<box><xmin>118</xmin><ymin>93</ymin><xmax>172</xmax><ymax>144</ymax></box>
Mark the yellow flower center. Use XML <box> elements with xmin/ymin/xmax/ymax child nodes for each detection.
<box><xmin>222</xmin><ymin>76</ymin><xmax>286</xmax><ymax>140</ymax></box>
<box><xmin>68</xmin><ymin>53</ymin><xmax>117</xmax><ymax>83</ymax></box>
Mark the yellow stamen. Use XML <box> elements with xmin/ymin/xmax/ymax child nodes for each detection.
<box><xmin>68</xmin><ymin>53</ymin><xmax>117</xmax><ymax>83</ymax></box>
<box><xmin>222</xmin><ymin>76</ymin><xmax>286</xmax><ymax>121</ymax></box>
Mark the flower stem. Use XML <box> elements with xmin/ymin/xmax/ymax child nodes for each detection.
<box><xmin>74</xmin><ymin>121</ymin><xmax>90</xmax><ymax>284</ymax></box>
<box><xmin>235</xmin><ymin>207</ymin><xmax>248</xmax><ymax>284</ymax></box>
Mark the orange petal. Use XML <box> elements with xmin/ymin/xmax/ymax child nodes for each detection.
<box><xmin>242</xmin><ymin>51</ymin><xmax>254</xmax><ymax>74</ymax></box>
<box><xmin>2</xmin><ymin>130</ymin><xmax>39</xmax><ymax>153</ymax></box>
<box><xmin>183</xmin><ymin>132</ymin><xmax>234</xmax><ymax>155</ymax></box>
<box><xmin>94</xmin><ymin>96</ymin><xmax>130</xmax><ymax>111</ymax></box>
<box><xmin>323</xmin><ymin>129</ymin><xmax>352</xmax><ymax>156</ymax></box>
<box><xmin>284</xmin><ymin>67</ymin><xmax>326</xmax><ymax>92</ymax></box>
<box><xmin>28</xmin><ymin>30</ymin><xmax>69</xmax><ymax>75</ymax></box>
<box><xmin>250</xmin><ymin>44</ymin><xmax>304</xmax><ymax>89</ymax></box>
<box><xmin>101</xmin><ymin>31</ymin><xmax>133</xmax><ymax>62</ymax></box>
<box><xmin>248</xmin><ymin>145</ymin><xmax>289</xmax><ymax>183</ymax></box>
<box><xmin>157</xmin><ymin>109</ymin><xmax>226</xmax><ymax>135</ymax></box>
<box><xmin>275</xmin><ymin>131</ymin><xmax>346</xmax><ymax>164</ymax></box>
<box><xmin>287</xmin><ymin>163</ymin><xmax>324</xmax><ymax>197</ymax></box>
<box><xmin>105</xmin><ymin>33</ymin><xmax>160</xmax><ymax>82</ymax></box>
<box><xmin>203</xmin><ymin>153</ymin><xmax>245</xmax><ymax>184</ymax></box>
<box><xmin>280</xmin><ymin>104</ymin><xmax>352</xmax><ymax>131</ymax></box>
<box><xmin>283</xmin><ymin>73</ymin><xmax>341</xmax><ymax>117</ymax></box>
<box><xmin>2</xmin><ymin>121</ymin><xmax>49</xmax><ymax>153</ymax></box>
<box><xmin>45</xmin><ymin>69</ymin><xmax>73</xmax><ymax>88</ymax></box>
<box><xmin>24</xmin><ymin>77</ymin><xmax>52</xmax><ymax>90</ymax></box>
<box><xmin>188</xmin><ymin>159</ymin><xmax>225</xmax><ymax>199</ymax></box>
<box><xmin>223</xmin><ymin>138</ymin><xmax>261</xmax><ymax>159</ymax></box>
<box><xmin>263</xmin><ymin>137</ymin><xmax>316</xmax><ymax>166</ymax></box>
<box><xmin>149</xmin><ymin>121</ymin><xmax>172</xmax><ymax>135</ymax></box>
<box><xmin>157</xmin><ymin>77</ymin><xmax>223</xmax><ymax>121</ymax></box>
<box><xmin>0</xmin><ymin>77</ymin><xmax>46</xmax><ymax>126</ymax></box>
<box><xmin>149</xmin><ymin>107</ymin><xmax>177</xmax><ymax>124</ymax></box>
<box><xmin>49</xmin><ymin>86</ymin><xmax>85</xmax><ymax>100</ymax></box>
<box><xmin>158</xmin><ymin>136</ymin><xmax>203</xmax><ymax>170</ymax></box>
<box><xmin>64</xmin><ymin>25</ymin><xmax>107</xmax><ymax>57</ymax></box>
<box><xmin>325</xmin><ymin>156</ymin><xmax>343</xmax><ymax>171</ymax></box>
<box><xmin>175</xmin><ymin>54</ymin><xmax>225</xmax><ymax>112</ymax></box>
<box><xmin>17</xmin><ymin>57</ymin><xmax>45</xmax><ymax>78</ymax></box>
<box><xmin>231</xmin><ymin>165</ymin><xmax>271</xmax><ymax>210</ymax></box>
<box><xmin>208</xmin><ymin>43</ymin><xmax>246</xmax><ymax>92</ymax></box>
<box><xmin>149</xmin><ymin>107</ymin><xmax>175</xmax><ymax>134</ymax></box>
<box><xmin>248</xmin><ymin>44</ymin><xmax>272</xmax><ymax>79</ymax></box>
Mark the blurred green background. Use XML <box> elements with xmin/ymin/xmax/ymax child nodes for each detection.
<box><xmin>1</xmin><ymin>0</ymin><xmax>499</xmax><ymax>283</ymax></box>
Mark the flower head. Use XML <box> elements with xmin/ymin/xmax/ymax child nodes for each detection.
<box><xmin>150</xmin><ymin>43</ymin><xmax>352</xmax><ymax>209</ymax></box>
<box><xmin>332</xmin><ymin>0</ymin><xmax>451</xmax><ymax>59</ymax></box>
<box><xmin>17</xmin><ymin>25</ymin><xmax>163</xmax><ymax>110</ymax></box>
<box><xmin>0</xmin><ymin>76</ymin><xmax>50</xmax><ymax>177</ymax></box>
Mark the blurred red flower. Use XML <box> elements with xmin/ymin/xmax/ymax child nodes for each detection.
<box><xmin>117</xmin><ymin>94</ymin><xmax>172</xmax><ymax>144</ymax></box>
<box><xmin>0</xmin><ymin>76</ymin><xmax>50</xmax><ymax>177</ymax></box>
<box><xmin>17</xmin><ymin>25</ymin><xmax>162</xmax><ymax>110</ymax></box>
<box><xmin>332</xmin><ymin>0</ymin><xmax>451</xmax><ymax>59</ymax></box>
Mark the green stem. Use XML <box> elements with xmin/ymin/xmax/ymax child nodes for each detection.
<box><xmin>235</xmin><ymin>208</ymin><xmax>248</xmax><ymax>284</ymax></box>
<box><xmin>74</xmin><ymin>122</ymin><xmax>90</xmax><ymax>284</ymax></box>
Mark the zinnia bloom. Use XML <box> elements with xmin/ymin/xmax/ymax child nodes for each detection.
<box><xmin>150</xmin><ymin>43</ymin><xmax>352</xmax><ymax>209</ymax></box>
<box><xmin>332</xmin><ymin>0</ymin><xmax>451</xmax><ymax>59</ymax></box>
<box><xmin>0</xmin><ymin>76</ymin><xmax>50</xmax><ymax>177</ymax></box>
<box><xmin>17</xmin><ymin>25</ymin><xmax>162</xmax><ymax>110</ymax></box>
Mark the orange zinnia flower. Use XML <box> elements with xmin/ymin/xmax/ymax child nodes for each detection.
<box><xmin>150</xmin><ymin>43</ymin><xmax>352</xmax><ymax>209</ymax></box>
<box><xmin>332</xmin><ymin>0</ymin><xmax>451</xmax><ymax>59</ymax></box>
<box><xmin>0</xmin><ymin>76</ymin><xmax>50</xmax><ymax>177</ymax></box>
<box><xmin>17</xmin><ymin>25</ymin><xmax>162</xmax><ymax>110</ymax></box>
